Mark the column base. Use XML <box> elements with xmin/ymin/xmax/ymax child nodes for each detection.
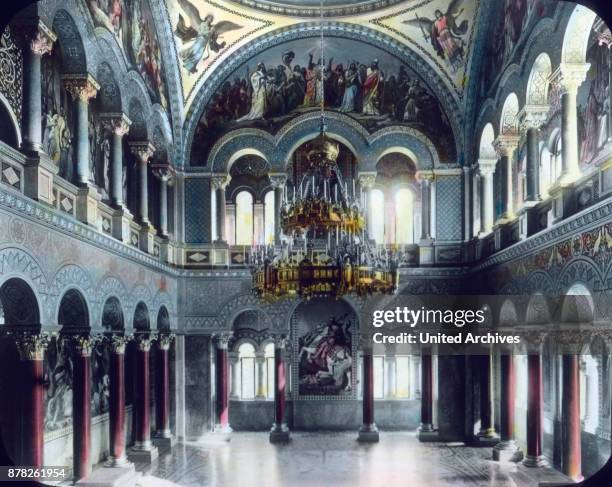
<box><xmin>358</xmin><ymin>423</ymin><xmax>379</xmax><ymax>443</ymax></box>
<box><xmin>522</xmin><ymin>454</ymin><xmax>548</xmax><ymax>468</ymax></box>
<box><xmin>417</xmin><ymin>423</ymin><xmax>438</xmax><ymax>442</ymax></box>
<box><xmin>493</xmin><ymin>440</ymin><xmax>523</xmax><ymax>462</ymax></box>
<box><xmin>127</xmin><ymin>442</ymin><xmax>158</xmax><ymax>463</ymax></box>
<box><xmin>475</xmin><ymin>433</ymin><xmax>499</xmax><ymax>447</ymax></box>
<box><xmin>152</xmin><ymin>433</ymin><xmax>176</xmax><ymax>450</ymax></box>
<box><xmin>211</xmin><ymin>424</ymin><xmax>232</xmax><ymax>441</ymax></box>
<box><xmin>77</xmin><ymin>463</ymin><xmax>141</xmax><ymax>487</ymax></box>
<box><xmin>104</xmin><ymin>454</ymin><xmax>131</xmax><ymax>468</ymax></box>
<box><xmin>269</xmin><ymin>423</ymin><xmax>291</xmax><ymax>443</ymax></box>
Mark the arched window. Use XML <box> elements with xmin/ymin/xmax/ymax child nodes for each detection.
<box><xmin>265</xmin><ymin>342</ymin><xmax>275</xmax><ymax>400</ymax></box>
<box><xmin>395</xmin><ymin>188</ymin><xmax>414</xmax><ymax>245</ymax></box>
<box><xmin>372</xmin><ymin>354</ymin><xmax>414</xmax><ymax>400</ymax></box>
<box><xmin>540</xmin><ymin>145</ymin><xmax>552</xmax><ymax>197</ymax></box>
<box><xmin>235</xmin><ymin>191</ymin><xmax>254</xmax><ymax>245</ymax></box>
<box><xmin>370</xmin><ymin>189</ymin><xmax>385</xmax><ymax>244</ymax></box>
<box><xmin>238</xmin><ymin>343</ymin><xmax>256</xmax><ymax>400</ymax></box>
<box><xmin>264</xmin><ymin>191</ymin><xmax>275</xmax><ymax>245</ymax></box>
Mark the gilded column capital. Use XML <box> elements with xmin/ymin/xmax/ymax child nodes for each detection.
<box><xmin>477</xmin><ymin>158</ymin><xmax>497</xmax><ymax>177</ymax></box>
<box><xmin>214</xmin><ymin>333</ymin><xmax>233</xmax><ymax>350</ymax></box>
<box><xmin>108</xmin><ymin>334</ymin><xmax>129</xmax><ymax>354</ymax></box>
<box><xmin>129</xmin><ymin>141</ymin><xmax>156</xmax><ymax>164</ymax></box>
<box><xmin>152</xmin><ymin>162</ymin><xmax>176</xmax><ymax>182</ymax></box>
<box><xmin>519</xmin><ymin>105</ymin><xmax>549</xmax><ymax>133</ymax></box>
<box><xmin>19</xmin><ymin>20</ymin><xmax>56</xmax><ymax>56</ymax></box>
<box><xmin>62</xmin><ymin>73</ymin><xmax>100</xmax><ymax>102</ymax></box>
<box><xmin>157</xmin><ymin>333</ymin><xmax>175</xmax><ymax>351</ymax></box>
<box><xmin>269</xmin><ymin>174</ymin><xmax>287</xmax><ymax>189</ymax></box>
<box><xmin>211</xmin><ymin>174</ymin><xmax>231</xmax><ymax>190</ymax></box>
<box><xmin>550</xmin><ymin>64</ymin><xmax>590</xmax><ymax>95</ymax></box>
<box><xmin>357</xmin><ymin>172</ymin><xmax>377</xmax><ymax>189</ymax></box>
<box><xmin>100</xmin><ymin>113</ymin><xmax>132</xmax><ymax>137</ymax></box>
<box><xmin>135</xmin><ymin>332</ymin><xmax>156</xmax><ymax>352</ymax></box>
<box><xmin>493</xmin><ymin>135</ymin><xmax>520</xmax><ymax>158</ymax></box>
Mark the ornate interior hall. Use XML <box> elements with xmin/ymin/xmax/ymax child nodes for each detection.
<box><xmin>0</xmin><ymin>0</ymin><xmax>611</xmax><ymax>486</ymax></box>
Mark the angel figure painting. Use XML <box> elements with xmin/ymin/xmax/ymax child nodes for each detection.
<box><xmin>403</xmin><ymin>0</ymin><xmax>469</xmax><ymax>73</ymax></box>
<box><xmin>175</xmin><ymin>0</ymin><xmax>242</xmax><ymax>74</ymax></box>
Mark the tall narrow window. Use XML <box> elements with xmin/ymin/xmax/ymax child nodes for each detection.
<box><xmin>395</xmin><ymin>188</ymin><xmax>414</xmax><ymax>245</ymax></box>
<box><xmin>395</xmin><ymin>356</ymin><xmax>410</xmax><ymax>398</ymax></box>
<box><xmin>265</xmin><ymin>342</ymin><xmax>275</xmax><ymax>400</ymax></box>
<box><xmin>235</xmin><ymin>191</ymin><xmax>254</xmax><ymax>245</ymax></box>
<box><xmin>211</xmin><ymin>188</ymin><xmax>217</xmax><ymax>240</ymax></box>
<box><xmin>370</xmin><ymin>189</ymin><xmax>385</xmax><ymax>244</ymax></box>
<box><xmin>239</xmin><ymin>343</ymin><xmax>256</xmax><ymax>400</ymax></box>
<box><xmin>264</xmin><ymin>190</ymin><xmax>275</xmax><ymax>245</ymax></box>
<box><xmin>373</xmin><ymin>355</ymin><xmax>385</xmax><ymax>399</ymax></box>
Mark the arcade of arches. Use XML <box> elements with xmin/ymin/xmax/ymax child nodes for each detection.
<box><xmin>0</xmin><ymin>1</ymin><xmax>611</xmax><ymax>486</ymax></box>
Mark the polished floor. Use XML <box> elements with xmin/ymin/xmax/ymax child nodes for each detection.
<box><xmin>134</xmin><ymin>432</ymin><xmax>572</xmax><ymax>487</ymax></box>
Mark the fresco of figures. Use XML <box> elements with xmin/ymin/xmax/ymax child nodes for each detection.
<box><xmin>85</xmin><ymin>0</ymin><xmax>169</xmax><ymax>110</ymax></box>
<box><xmin>92</xmin><ymin>341</ymin><xmax>111</xmax><ymax>416</ymax></box>
<box><xmin>42</xmin><ymin>50</ymin><xmax>75</xmax><ymax>182</ymax></box>
<box><xmin>482</xmin><ymin>0</ymin><xmax>555</xmax><ymax>97</ymax></box>
<box><xmin>44</xmin><ymin>338</ymin><xmax>73</xmax><ymax>432</ymax></box>
<box><xmin>578</xmin><ymin>26</ymin><xmax>611</xmax><ymax>165</ymax></box>
<box><xmin>294</xmin><ymin>298</ymin><xmax>355</xmax><ymax>397</ymax></box>
<box><xmin>192</xmin><ymin>38</ymin><xmax>455</xmax><ymax>165</ymax></box>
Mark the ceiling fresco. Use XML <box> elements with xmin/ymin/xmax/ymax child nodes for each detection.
<box><xmin>162</xmin><ymin>0</ymin><xmax>481</xmax><ymax>109</ymax></box>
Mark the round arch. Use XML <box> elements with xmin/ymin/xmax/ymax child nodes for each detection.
<box><xmin>500</xmin><ymin>93</ymin><xmax>520</xmax><ymax>137</ymax></box>
<box><xmin>526</xmin><ymin>53</ymin><xmax>552</xmax><ymax>106</ymax></box>
<box><xmin>57</xmin><ymin>288</ymin><xmax>89</xmax><ymax>330</ymax></box>
<box><xmin>560</xmin><ymin>283</ymin><xmax>595</xmax><ymax>324</ymax></box>
<box><xmin>133</xmin><ymin>301</ymin><xmax>150</xmax><ymax>331</ymax></box>
<box><xmin>479</xmin><ymin>123</ymin><xmax>497</xmax><ymax>160</ymax></box>
<box><xmin>157</xmin><ymin>305</ymin><xmax>170</xmax><ymax>331</ymax></box>
<box><xmin>562</xmin><ymin>5</ymin><xmax>599</xmax><ymax>65</ymax></box>
<box><xmin>0</xmin><ymin>277</ymin><xmax>40</xmax><ymax>326</ymax></box>
<box><xmin>101</xmin><ymin>296</ymin><xmax>124</xmax><ymax>332</ymax></box>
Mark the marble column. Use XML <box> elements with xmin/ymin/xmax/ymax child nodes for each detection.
<box><xmin>358</xmin><ymin>173</ymin><xmax>376</xmax><ymax>240</ymax></box>
<box><xmin>493</xmin><ymin>352</ymin><xmax>521</xmax><ymax>461</ymax></box>
<box><xmin>63</xmin><ymin>74</ymin><xmax>100</xmax><ymax>185</ymax></box>
<box><xmin>212</xmin><ymin>176</ymin><xmax>230</xmax><ymax>243</ymax></box>
<box><xmin>215</xmin><ymin>334</ymin><xmax>232</xmax><ymax>433</ymax></box>
<box><xmin>477</xmin><ymin>353</ymin><xmax>496</xmax><ymax>440</ymax></box>
<box><xmin>562</xmin><ymin>354</ymin><xmax>582</xmax><ymax>481</ymax></box>
<box><xmin>493</xmin><ymin>136</ymin><xmax>519</xmax><ymax>222</ymax></box>
<box><xmin>523</xmin><ymin>118</ymin><xmax>544</xmax><ymax>202</ymax></box>
<box><xmin>152</xmin><ymin>163</ymin><xmax>176</xmax><ymax>238</ymax></box>
<box><xmin>15</xmin><ymin>333</ymin><xmax>48</xmax><ymax>468</ymax></box>
<box><xmin>129</xmin><ymin>142</ymin><xmax>156</xmax><ymax>226</ymax></box>
<box><xmin>552</xmin><ymin>65</ymin><xmax>589</xmax><ymax>184</ymax></box>
<box><xmin>100</xmin><ymin>113</ymin><xmax>132</xmax><ymax>208</ymax></box>
<box><xmin>255</xmin><ymin>351</ymin><xmax>267</xmax><ymax>400</ymax></box>
<box><xmin>229</xmin><ymin>352</ymin><xmax>240</xmax><ymax>400</ymax></box>
<box><xmin>270</xmin><ymin>336</ymin><xmax>290</xmax><ymax>443</ymax></box>
<box><xmin>129</xmin><ymin>334</ymin><xmax>158</xmax><ymax>462</ymax></box>
<box><xmin>269</xmin><ymin>175</ymin><xmax>286</xmax><ymax>245</ymax></box>
<box><xmin>70</xmin><ymin>336</ymin><xmax>93</xmax><ymax>481</ymax></box>
<box><xmin>419</xmin><ymin>351</ymin><xmax>434</xmax><ymax>434</ymax></box>
<box><xmin>478</xmin><ymin>161</ymin><xmax>496</xmax><ymax>234</ymax></box>
<box><xmin>523</xmin><ymin>353</ymin><xmax>546</xmax><ymax>467</ymax></box>
<box><xmin>20</xmin><ymin>21</ymin><xmax>55</xmax><ymax>154</ymax></box>
<box><xmin>358</xmin><ymin>342</ymin><xmax>379</xmax><ymax>442</ymax></box>
<box><xmin>420</xmin><ymin>175</ymin><xmax>433</xmax><ymax>241</ymax></box>
<box><xmin>106</xmin><ymin>335</ymin><xmax>129</xmax><ymax>467</ymax></box>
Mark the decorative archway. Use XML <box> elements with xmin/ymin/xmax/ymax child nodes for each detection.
<box><xmin>58</xmin><ymin>288</ymin><xmax>89</xmax><ymax>330</ymax></box>
<box><xmin>101</xmin><ymin>296</ymin><xmax>124</xmax><ymax>332</ymax></box>
<box><xmin>133</xmin><ymin>301</ymin><xmax>150</xmax><ymax>331</ymax></box>
<box><xmin>0</xmin><ymin>277</ymin><xmax>40</xmax><ymax>327</ymax></box>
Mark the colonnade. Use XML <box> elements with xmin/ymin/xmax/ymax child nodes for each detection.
<box><xmin>11</xmin><ymin>331</ymin><xmax>175</xmax><ymax>481</ymax></box>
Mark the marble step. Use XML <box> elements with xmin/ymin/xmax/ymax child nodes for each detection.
<box><xmin>76</xmin><ymin>465</ymin><xmax>141</xmax><ymax>487</ymax></box>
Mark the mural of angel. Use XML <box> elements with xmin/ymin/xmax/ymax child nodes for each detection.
<box><xmin>175</xmin><ymin>0</ymin><xmax>242</xmax><ymax>74</ymax></box>
<box><xmin>403</xmin><ymin>0</ymin><xmax>469</xmax><ymax>72</ymax></box>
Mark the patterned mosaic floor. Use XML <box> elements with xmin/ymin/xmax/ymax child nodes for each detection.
<box><xmin>135</xmin><ymin>432</ymin><xmax>572</xmax><ymax>487</ymax></box>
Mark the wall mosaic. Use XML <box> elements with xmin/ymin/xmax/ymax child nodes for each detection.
<box><xmin>0</xmin><ymin>26</ymin><xmax>23</xmax><ymax>127</ymax></box>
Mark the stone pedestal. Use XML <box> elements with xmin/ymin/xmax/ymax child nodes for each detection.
<box><xmin>112</xmin><ymin>207</ymin><xmax>133</xmax><ymax>243</ymax></box>
<box><xmin>76</xmin><ymin>185</ymin><xmax>100</xmax><ymax>227</ymax></box>
<box><xmin>23</xmin><ymin>153</ymin><xmax>57</xmax><ymax>205</ymax></box>
<box><xmin>549</xmin><ymin>184</ymin><xmax>576</xmax><ymax>223</ymax></box>
<box><xmin>419</xmin><ymin>241</ymin><xmax>434</xmax><ymax>266</ymax></box>
<box><xmin>139</xmin><ymin>224</ymin><xmax>157</xmax><ymax>254</ymax></box>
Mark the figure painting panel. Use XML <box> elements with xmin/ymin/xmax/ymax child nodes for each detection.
<box><xmin>191</xmin><ymin>37</ymin><xmax>455</xmax><ymax>165</ymax></box>
<box><xmin>293</xmin><ymin>299</ymin><xmax>356</xmax><ymax>397</ymax></box>
<box><xmin>578</xmin><ymin>26</ymin><xmax>611</xmax><ymax>165</ymax></box>
<box><xmin>85</xmin><ymin>0</ymin><xmax>169</xmax><ymax>110</ymax></box>
<box><xmin>44</xmin><ymin>338</ymin><xmax>73</xmax><ymax>432</ymax></box>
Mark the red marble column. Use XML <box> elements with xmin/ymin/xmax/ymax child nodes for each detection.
<box><xmin>155</xmin><ymin>335</ymin><xmax>173</xmax><ymax>439</ymax></box>
<box><xmin>16</xmin><ymin>334</ymin><xmax>48</xmax><ymax>468</ymax></box>
<box><xmin>107</xmin><ymin>335</ymin><xmax>128</xmax><ymax>466</ymax></box>
<box><xmin>215</xmin><ymin>335</ymin><xmax>232</xmax><ymax>432</ymax></box>
<box><xmin>358</xmin><ymin>345</ymin><xmax>379</xmax><ymax>442</ymax></box>
<box><xmin>419</xmin><ymin>352</ymin><xmax>434</xmax><ymax>433</ymax></box>
<box><xmin>71</xmin><ymin>337</ymin><xmax>93</xmax><ymax>480</ymax></box>
<box><xmin>493</xmin><ymin>353</ymin><xmax>521</xmax><ymax>461</ymax></box>
<box><xmin>134</xmin><ymin>335</ymin><xmax>154</xmax><ymax>451</ymax></box>
<box><xmin>562</xmin><ymin>355</ymin><xmax>582</xmax><ymax>481</ymax></box>
<box><xmin>270</xmin><ymin>337</ymin><xmax>290</xmax><ymax>443</ymax></box>
<box><xmin>523</xmin><ymin>353</ymin><xmax>546</xmax><ymax>467</ymax></box>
